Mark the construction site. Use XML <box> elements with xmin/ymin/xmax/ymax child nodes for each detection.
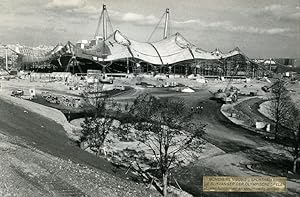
<box><xmin>0</xmin><ymin>2</ymin><xmax>300</xmax><ymax>197</ymax></box>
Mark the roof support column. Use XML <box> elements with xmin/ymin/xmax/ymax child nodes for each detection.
<box><xmin>163</xmin><ymin>8</ymin><xmax>169</xmax><ymax>39</ymax></box>
<box><xmin>103</xmin><ymin>4</ymin><xmax>107</xmax><ymax>40</ymax></box>
<box><xmin>149</xmin><ymin>43</ymin><xmax>164</xmax><ymax>65</ymax></box>
<box><xmin>5</xmin><ymin>46</ymin><xmax>8</xmax><ymax>71</ymax></box>
<box><xmin>127</xmin><ymin>57</ymin><xmax>129</xmax><ymax>74</ymax></box>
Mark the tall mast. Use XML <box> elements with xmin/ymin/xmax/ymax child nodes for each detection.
<box><xmin>94</xmin><ymin>4</ymin><xmax>108</xmax><ymax>40</ymax></box>
<box><xmin>5</xmin><ymin>46</ymin><xmax>8</xmax><ymax>71</ymax></box>
<box><xmin>103</xmin><ymin>4</ymin><xmax>107</xmax><ymax>40</ymax></box>
<box><xmin>163</xmin><ymin>8</ymin><xmax>169</xmax><ymax>39</ymax></box>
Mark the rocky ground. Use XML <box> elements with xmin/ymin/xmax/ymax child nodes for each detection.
<box><xmin>71</xmin><ymin>118</ymin><xmax>224</xmax><ymax>172</ymax></box>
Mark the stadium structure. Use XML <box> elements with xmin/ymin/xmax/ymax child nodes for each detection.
<box><xmin>8</xmin><ymin>5</ymin><xmax>265</xmax><ymax>78</ymax></box>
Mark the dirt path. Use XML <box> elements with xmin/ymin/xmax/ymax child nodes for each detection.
<box><xmin>233</xmin><ymin>97</ymin><xmax>272</xmax><ymax>126</ymax></box>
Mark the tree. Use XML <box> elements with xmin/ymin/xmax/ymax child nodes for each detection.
<box><xmin>80</xmin><ymin>83</ymin><xmax>115</xmax><ymax>156</ymax></box>
<box><xmin>269</xmin><ymin>79</ymin><xmax>295</xmax><ymax>139</ymax></box>
<box><xmin>80</xmin><ymin>82</ymin><xmax>104</xmax><ymax>114</ymax></box>
<box><xmin>130</xmin><ymin>93</ymin><xmax>205</xmax><ymax>196</ymax></box>
<box><xmin>117</xmin><ymin>116</ymin><xmax>133</xmax><ymax>142</ymax></box>
<box><xmin>268</xmin><ymin>79</ymin><xmax>300</xmax><ymax>173</ymax></box>
<box><xmin>286</xmin><ymin>110</ymin><xmax>300</xmax><ymax>174</ymax></box>
<box><xmin>290</xmin><ymin>123</ymin><xmax>300</xmax><ymax>173</ymax></box>
<box><xmin>80</xmin><ymin>98</ymin><xmax>114</xmax><ymax>156</ymax></box>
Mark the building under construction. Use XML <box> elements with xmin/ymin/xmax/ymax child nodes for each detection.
<box><xmin>11</xmin><ymin>5</ymin><xmax>265</xmax><ymax>78</ymax></box>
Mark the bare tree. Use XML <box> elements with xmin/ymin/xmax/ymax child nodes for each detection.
<box><xmin>81</xmin><ymin>82</ymin><xmax>104</xmax><ymax>113</ymax></box>
<box><xmin>286</xmin><ymin>110</ymin><xmax>300</xmax><ymax>174</ymax></box>
<box><xmin>290</xmin><ymin>123</ymin><xmax>300</xmax><ymax>173</ymax></box>
<box><xmin>268</xmin><ymin>79</ymin><xmax>300</xmax><ymax>173</ymax></box>
<box><xmin>80</xmin><ymin>82</ymin><xmax>114</xmax><ymax>156</ymax></box>
<box><xmin>117</xmin><ymin>116</ymin><xmax>133</xmax><ymax>142</ymax></box>
<box><xmin>130</xmin><ymin>93</ymin><xmax>205</xmax><ymax>196</ymax></box>
<box><xmin>80</xmin><ymin>98</ymin><xmax>115</xmax><ymax>156</ymax></box>
<box><xmin>269</xmin><ymin>79</ymin><xmax>295</xmax><ymax>139</ymax></box>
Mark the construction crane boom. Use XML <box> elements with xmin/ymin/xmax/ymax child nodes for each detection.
<box><xmin>224</xmin><ymin>64</ymin><xmax>239</xmax><ymax>92</ymax></box>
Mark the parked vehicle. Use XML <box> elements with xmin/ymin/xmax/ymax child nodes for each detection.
<box><xmin>11</xmin><ymin>89</ymin><xmax>24</xmax><ymax>97</ymax></box>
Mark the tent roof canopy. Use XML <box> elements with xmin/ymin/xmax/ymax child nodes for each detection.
<box><xmin>80</xmin><ymin>30</ymin><xmax>245</xmax><ymax>65</ymax></box>
<box><xmin>17</xmin><ymin>30</ymin><xmax>247</xmax><ymax>65</ymax></box>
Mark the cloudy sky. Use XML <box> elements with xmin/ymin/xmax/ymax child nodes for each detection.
<box><xmin>1</xmin><ymin>0</ymin><xmax>299</xmax><ymax>58</ymax></box>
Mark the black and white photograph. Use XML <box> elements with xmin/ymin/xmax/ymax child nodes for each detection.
<box><xmin>0</xmin><ymin>0</ymin><xmax>299</xmax><ymax>196</ymax></box>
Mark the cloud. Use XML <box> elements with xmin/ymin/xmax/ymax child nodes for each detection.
<box><xmin>263</xmin><ymin>4</ymin><xmax>284</xmax><ymax>12</ymax></box>
<box><xmin>73</xmin><ymin>5</ymin><xmax>99</xmax><ymax>15</ymax></box>
<box><xmin>287</xmin><ymin>12</ymin><xmax>300</xmax><ymax>21</ymax></box>
<box><xmin>256</xmin><ymin>4</ymin><xmax>286</xmax><ymax>17</ymax></box>
<box><xmin>46</xmin><ymin>0</ymin><xmax>87</xmax><ymax>10</ymax></box>
<box><xmin>109</xmin><ymin>11</ymin><xmax>159</xmax><ymax>26</ymax></box>
<box><xmin>251</xmin><ymin>4</ymin><xmax>300</xmax><ymax>22</ymax></box>
<box><xmin>44</xmin><ymin>1</ymin><xmax>102</xmax><ymax>24</ymax></box>
<box><xmin>104</xmin><ymin>10</ymin><xmax>292</xmax><ymax>36</ymax></box>
<box><xmin>173</xmin><ymin>19</ymin><xmax>291</xmax><ymax>35</ymax></box>
<box><xmin>227</xmin><ymin>25</ymin><xmax>290</xmax><ymax>35</ymax></box>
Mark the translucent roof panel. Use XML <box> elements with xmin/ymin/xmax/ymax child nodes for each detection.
<box><xmin>152</xmin><ymin>33</ymin><xmax>194</xmax><ymax>64</ymax></box>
